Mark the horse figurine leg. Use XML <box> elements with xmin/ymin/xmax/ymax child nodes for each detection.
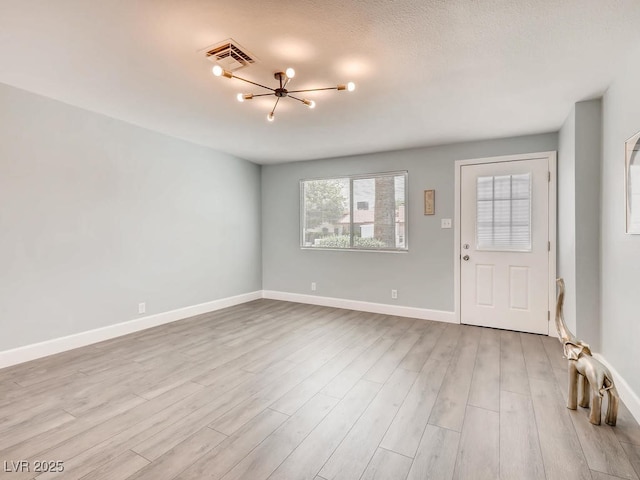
<box><xmin>567</xmin><ymin>360</ymin><xmax>579</xmax><ymax>410</ymax></box>
<box><xmin>578</xmin><ymin>373</ymin><xmax>590</xmax><ymax>408</ymax></box>
<box><xmin>588</xmin><ymin>385</ymin><xmax>603</xmax><ymax>425</ymax></box>
<box><xmin>604</xmin><ymin>381</ymin><xmax>619</xmax><ymax>426</ymax></box>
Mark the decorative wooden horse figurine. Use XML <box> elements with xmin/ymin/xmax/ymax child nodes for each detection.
<box><xmin>555</xmin><ymin>278</ymin><xmax>619</xmax><ymax>426</ymax></box>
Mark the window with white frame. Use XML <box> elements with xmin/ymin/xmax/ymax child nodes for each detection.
<box><xmin>300</xmin><ymin>171</ymin><xmax>408</xmax><ymax>251</ymax></box>
<box><xmin>476</xmin><ymin>173</ymin><xmax>532</xmax><ymax>251</ymax></box>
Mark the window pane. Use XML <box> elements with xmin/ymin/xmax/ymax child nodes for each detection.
<box><xmin>477</xmin><ymin>201</ymin><xmax>493</xmax><ymax>222</ymax></box>
<box><xmin>352</xmin><ymin>174</ymin><xmax>406</xmax><ymax>249</ymax></box>
<box><xmin>493</xmin><ymin>199</ymin><xmax>511</xmax><ymax>224</ymax></box>
<box><xmin>477</xmin><ymin>176</ymin><xmax>494</xmax><ymax>201</ymax></box>
<box><xmin>302</xmin><ymin>178</ymin><xmax>349</xmax><ymax>248</ymax></box>
<box><xmin>512</xmin><ymin>174</ymin><xmax>530</xmax><ymax>198</ymax></box>
<box><xmin>493</xmin><ymin>225</ymin><xmax>511</xmax><ymax>247</ymax></box>
<box><xmin>512</xmin><ymin>199</ymin><xmax>530</xmax><ymax>223</ymax></box>
<box><xmin>395</xmin><ymin>175</ymin><xmax>406</xmax><ymax>248</ymax></box>
<box><xmin>476</xmin><ymin>173</ymin><xmax>531</xmax><ymax>251</ymax></box>
<box><xmin>494</xmin><ymin>175</ymin><xmax>511</xmax><ymax>200</ymax></box>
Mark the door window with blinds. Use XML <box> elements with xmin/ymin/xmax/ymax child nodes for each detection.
<box><xmin>301</xmin><ymin>171</ymin><xmax>407</xmax><ymax>251</ymax></box>
<box><xmin>476</xmin><ymin>173</ymin><xmax>531</xmax><ymax>251</ymax></box>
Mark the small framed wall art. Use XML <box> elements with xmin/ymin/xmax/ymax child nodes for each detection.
<box><xmin>424</xmin><ymin>189</ymin><xmax>435</xmax><ymax>215</ymax></box>
<box><xmin>626</xmin><ymin>131</ymin><xmax>640</xmax><ymax>234</ymax></box>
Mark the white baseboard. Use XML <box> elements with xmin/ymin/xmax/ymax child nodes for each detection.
<box><xmin>1</xmin><ymin>290</ymin><xmax>456</xmax><ymax>370</ymax></box>
<box><xmin>262</xmin><ymin>290</ymin><xmax>457</xmax><ymax>324</ymax></box>
<box><xmin>0</xmin><ymin>291</ymin><xmax>262</xmax><ymax>370</ymax></box>
<box><xmin>593</xmin><ymin>353</ymin><xmax>640</xmax><ymax>424</ymax></box>
<box><xmin>6</xmin><ymin>288</ymin><xmax>635</xmax><ymax>426</ymax></box>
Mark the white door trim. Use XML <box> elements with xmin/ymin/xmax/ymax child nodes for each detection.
<box><xmin>454</xmin><ymin>151</ymin><xmax>557</xmax><ymax>334</ymax></box>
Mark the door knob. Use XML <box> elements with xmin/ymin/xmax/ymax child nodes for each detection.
<box><xmin>462</xmin><ymin>255</ymin><xmax>470</xmax><ymax>261</ymax></box>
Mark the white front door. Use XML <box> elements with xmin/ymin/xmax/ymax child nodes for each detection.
<box><xmin>459</xmin><ymin>156</ymin><xmax>551</xmax><ymax>334</ymax></box>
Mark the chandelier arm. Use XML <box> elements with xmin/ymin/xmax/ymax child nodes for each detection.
<box><xmin>250</xmin><ymin>93</ymin><xmax>276</xmax><ymax>98</ymax></box>
<box><xmin>231</xmin><ymin>75</ymin><xmax>275</xmax><ymax>92</ymax></box>
<box><xmin>271</xmin><ymin>96</ymin><xmax>281</xmax><ymax>115</ymax></box>
<box><xmin>286</xmin><ymin>87</ymin><xmax>339</xmax><ymax>93</ymax></box>
<box><xmin>287</xmin><ymin>95</ymin><xmax>306</xmax><ymax>103</ymax></box>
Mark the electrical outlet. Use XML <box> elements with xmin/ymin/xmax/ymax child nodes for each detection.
<box><xmin>138</xmin><ymin>302</ymin><xmax>146</xmax><ymax>314</ymax></box>
<box><xmin>441</xmin><ymin>218</ymin><xmax>452</xmax><ymax>229</ymax></box>
<box><xmin>311</xmin><ymin>282</ymin><xmax>317</xmax><ymax>291</ymax></box>
<box><xmin>391</xmin><ymin>289</ymin><xmax>398</xmax><ymax>299</ymax></box>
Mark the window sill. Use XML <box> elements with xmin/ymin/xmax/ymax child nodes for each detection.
<box><xmin>300</xmin><ymin>247</ymin><xmax>408</xmax><ymax>253</ymax></box>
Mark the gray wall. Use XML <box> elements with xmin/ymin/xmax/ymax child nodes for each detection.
<box><xmin>0</xmin><ymin>83</ymin><xmax>262</xmax><ymax>351</ymax></box>
<box><xmin>557</xmin><ymin>99</ymin><xmax>602</xmax><ymax>348</ymax></box>
<box><xmin>558</xmin><ymin>107</ymin><xmax>577</xmax><ymax>333</ymax></box>
<box><xmin>574</xmin><ymin>100</ymin><xmax>602</xmax><ymax>348</ymax></box>
<box><xmin>600</xmin><ymin>45</ymin><xmax>640</xmax><ymax>396</ymax></box>
<box><xmin>262</xmin><ymin>133</ymin><xmax>558</xmax><ymax>312</ymax></box>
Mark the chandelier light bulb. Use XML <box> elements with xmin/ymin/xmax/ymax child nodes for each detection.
<box><xmin>303</xmin><ymin>99</ymin><xmax>316</xmax><ymax>109</ymax></box>
<box><xmin>267</xmin><ymin>112</ymin><xmax>275</xmax><ymax>122</ymax></box>
<box><xmin>347</xmin><ymin>82</ymin><xmax>356</xmax><ymax>92</ymax></box>
<box><xmin>237</xmin><ymin>93</ymin><xmax>244</xmax><ymax>102</ymax></box>
<box><xmin>212</xmin><ymin>65</ymin><xmax>223</xmax><ymax>77</ymax></box>
<box><xmin>285</xmin><ymin>67</ymin><xmax>295</xmax><ymax>79</ymax></box>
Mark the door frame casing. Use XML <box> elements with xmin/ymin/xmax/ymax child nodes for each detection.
<box><xmin>453</xmin><ymin>151</ymin><xmax>557</xmax><ymax>335</ymax></box>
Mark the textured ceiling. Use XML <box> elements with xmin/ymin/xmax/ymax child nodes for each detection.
<box><xmin>1</xmin><ymin>0</ymin><xmax>639</xmax><ymax>164</ymax></box>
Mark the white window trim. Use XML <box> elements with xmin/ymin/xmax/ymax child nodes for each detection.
<box><xmin>300</xmin><ymin>170</ymin><xmax>409</xmax><ymax>252</ymax></box>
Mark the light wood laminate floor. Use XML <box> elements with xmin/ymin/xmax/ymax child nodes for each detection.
<box><xmin>1</xmin><ymin>300</ymin><xmax>639</xmax><ymax>480</ymax></box>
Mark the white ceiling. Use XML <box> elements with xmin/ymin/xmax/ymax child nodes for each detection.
<box><xmin>1</xmin><ymin>0</ymin><xmax>639</xmax><ymax>164</ymax></box>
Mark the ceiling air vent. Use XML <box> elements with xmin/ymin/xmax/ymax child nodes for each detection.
<box><xmin>203</xmin><ymin>39</ymin><xmax>256</xmax><ymax>72</ymax></box>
